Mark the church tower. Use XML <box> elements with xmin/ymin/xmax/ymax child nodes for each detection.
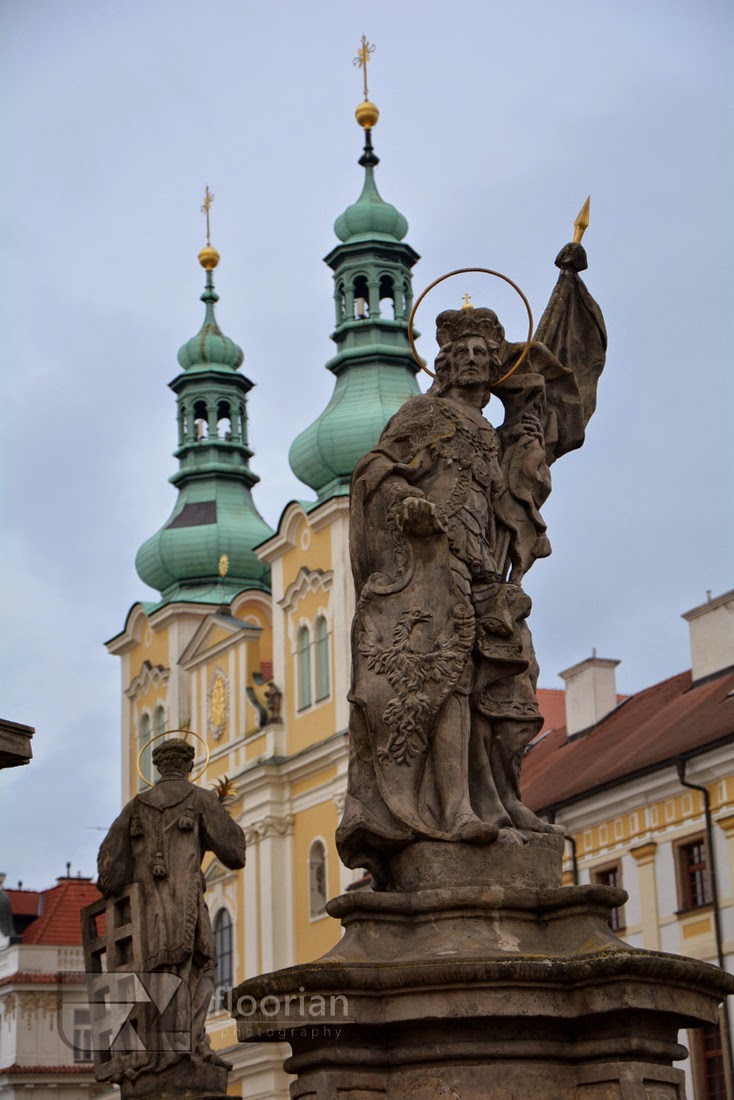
<box><xmin>288</xmin><ymin>84</ymin><xmax>421</xmax><ymax>500</ymax></box>
<box><xmin>136</xmin><ymin>193</ymin><xmax>272</xmax><ymax>605</ymax></box>
<box><xmin>252</xmin><ymin>44</ymin><xmax>424</xmax><ymax>977</ymax></box>
<box><xmin>107</xmin><ymin>48</ymin><xmax>425</xmax><ymax>1098</ymax></box>
<box><xmin>107</xmin><ymin>195</ymin><xmax>275</xmax><ymax>803</ymax></box>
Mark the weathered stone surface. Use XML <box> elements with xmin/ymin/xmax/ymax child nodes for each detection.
<box><xmin>229</xmin><ymin>245</ymin><xmax>733</xmax><ymax>1098</ymax></box>
<box><xmin>384</xmin><ymin>830</ymin><xmax>563</xmax><ymax>891</ymax></box>
<box><xmin>337</xmin><ymin>249</ymin><xmax>608</xmax><ymax>888</ymax></box>
<box><xmin>232</xmin><ymin>871</ymin><xmax>731</xmax><ymax>1098</ymax></box>
<box><xmin>83</xmin><ymin>738</ymin><xmax>246</xmax><ymax>1098</ymax></box>
<box><xmin>119</xmin><ymin>1059</ymin><xmax>228</xmax><ymax>1100</ymax></box>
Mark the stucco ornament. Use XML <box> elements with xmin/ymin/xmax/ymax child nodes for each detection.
<box><xmin>84</xmin><ymin>738</ymin><xmax>245</xmax><ymax>1100</ymax></box>
<box><xmin>208</xmin><ymin>669</ymin><xmax>228</xmax><ymax>738</ymax></box>
<box><xmin>337</xmin><ymin>242</ymin><xmax>607</xmax><ymax>887</ymax></box>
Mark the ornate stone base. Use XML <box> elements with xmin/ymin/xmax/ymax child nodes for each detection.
<box><xmin>118</xmin><ymin>1059</ymin><xmax>229</xmax><ymax>1100</ymax></box>
<box><xmin>230</xmin><ymin>837</ymin><xmax>733</xmax><ymax>1099</ymax></box>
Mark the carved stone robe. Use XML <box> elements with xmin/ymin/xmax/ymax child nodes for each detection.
<box><xmin>336</xmin><ymin>244</ymin><xmax>606</xmax><ymax>882</ymax></box>
<box><xmin>97</xmin><ymin>778</ymin><xmax>245</xmax><ymax>1078</ymax></box>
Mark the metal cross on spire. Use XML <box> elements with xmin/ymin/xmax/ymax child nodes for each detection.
<box><xmin>353</xmin><ymin>35</ymin><xmax>376</xmax><ymax>100</ymax></box>
<box><xmin>201</xmin><ymin>185</ymin><xmax>215</xmax><ymax>246</ymax></box>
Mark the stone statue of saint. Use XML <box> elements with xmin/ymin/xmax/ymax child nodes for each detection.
<box><xmin>337</xmin><ymin>242</ymin><xmax>606</xmax><ymax>886</ymax></box>
<box><xmin>93</xmin><ymin>738</ymin><xmax>245</xmax><ymax>1096</ymax></box>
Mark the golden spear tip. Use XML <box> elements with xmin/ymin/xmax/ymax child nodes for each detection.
<box><xmin>573</xmin><ymin>195</ymin><xmax>591</xmax><ymax>244</ymax></box>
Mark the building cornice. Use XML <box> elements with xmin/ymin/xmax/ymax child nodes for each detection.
<box><xmin>553</xmin><ymin>741</ymin><xmax>734</xmax><ymax>834</ymax></box>
<box><xmin>279</xmin><ymin>567</ymin><xmax>333</xmax><ymax>614</ymax></box>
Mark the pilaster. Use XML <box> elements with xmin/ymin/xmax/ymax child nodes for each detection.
<box><xmin>630</xmin><ymin>841</ymin><xmax>661</xmax><ymax>950</ymax></box>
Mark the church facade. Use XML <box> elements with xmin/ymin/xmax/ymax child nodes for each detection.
<box><xmin>103</xmin><ymin>100</ymin><xmax>734</xmax><ymax>1100</ymax></box>
<box><xmin>105</xmin><ymin>103</ymin><xmax>422</xmax><ymax>1097</ymax></box>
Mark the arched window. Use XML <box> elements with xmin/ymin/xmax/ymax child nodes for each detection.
<box><xmin>138</xmin><ymin>712</ymin><xmax>152</xmax><ymax>788</ymax></box>
<box><xmin>314</xmin><ymin>616</ymin><xmax>330</xmax><ymax>702</ymax></box>
<box><xmin>193</xmin><ymin>399</ymin><xmax>209</xmax><ymax>440</ymax></box>
<box><xmin>216</xmin><ymin>400</ymin><xmax>232</xmax><ymax>440</ymax></box>
<box><xmin>379</xmin><ymin>274</ymin><xmax>395</xmax><ymax>319</ymax></box>
<box><xmin>213</xmin><ymin>909</ymin><xmax>233</xmax><ymax>992</ymax></box>
<box><xmin>335</xmin><ymin>282</ymin><xmax>346</xmax><ymax>323</ymax></box>
<box><xmin>153</xmin><ymin>704</ymin><xmax>165</xmax><ymax>737</ymax></box>
<box><xmin>308</xmin><ymin>840</ymin><xmax>328</xmax><ymax>918</ymax></box>
<box><xmin>297</xmin><ymin>625</ymin><xmax>311</xmax><ymax>710</ymax></box>
<box><xmin>353</xmin><ymin>274</ymin><xmax>369</xmax><ymax>319</ymax></box>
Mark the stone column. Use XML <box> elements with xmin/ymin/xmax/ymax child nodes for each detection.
<box><xmin>630</xmin><ymin>841</ymin><xmax>661</xmax><ymax>950</ymax></box>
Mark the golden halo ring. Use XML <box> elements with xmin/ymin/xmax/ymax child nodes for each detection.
<box><xmin>136</xmin><ymin>728</ymin><xmax>211</xmax><ymax>789</ymax></box>
<box><xmin>408</xmin><ymin>267</ymin><xmax>534</xmax><ymax>384</ymax></box>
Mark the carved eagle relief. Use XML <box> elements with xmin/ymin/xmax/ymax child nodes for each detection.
<box><xmin>358</xmin><ymin>605</ymin><xmax>473</xmax><ymax>765</ymax></box>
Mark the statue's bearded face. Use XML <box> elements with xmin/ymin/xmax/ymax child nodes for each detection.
<box><xmin>447</xmin><ymin>336</ymin><xmax>492</xmax><ymax>388</ymax></box>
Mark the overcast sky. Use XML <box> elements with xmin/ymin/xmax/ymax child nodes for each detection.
<box><xmin>1</xmin><ymin>0</ymin><xmax>731</xmax><ymax>889</ymax></box>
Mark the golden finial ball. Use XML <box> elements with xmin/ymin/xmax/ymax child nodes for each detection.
<box><xmin>355</xmin><ymin>99</ymin><xmax>380</xmax><ymax>129</ymax></box>
<box><xmin>198</xmin><ymin>244</ymin><xmax>220</xmax><ymax>271</ymax></box>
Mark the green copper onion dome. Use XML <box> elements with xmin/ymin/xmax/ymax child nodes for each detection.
<box><xmin>289</xmin><ymin>120</ymin><xmax>421</xmax><ymax>501</ymax></box>
<box><xmin>135</xmin><ymin>479</ymin><xmax>272</xmax><ymax>603</ymax></box>
<box><xmin>288</xmin><ymin>363</ymin><xmax>419</xmax><ymax>498</ymax></box>
<box><xmin>135</xmin><ymin>240</ymin><xmax>273</xmax><ymax>607</ymax></box>
<box><xmin>176</xmin><ymin>276</ymin><xmax>244</xmax><ymax>372</ymax></box>
<box><xmin>333</xmin><ymin>161</ymin><xmax>408</xmax><ymax>243</ymax></box>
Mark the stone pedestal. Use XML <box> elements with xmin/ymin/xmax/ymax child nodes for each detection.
<box><xmin>230</xmin><ymin>835</ymin><xmax>733</xmax><ymax>1099</ymax></box>
<box><xmin>119</xmin><ymin>1060</ymin><xmax>228</xmax><ymax>1100</ymax></box>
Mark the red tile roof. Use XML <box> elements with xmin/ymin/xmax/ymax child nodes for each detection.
<box><xmin>536</xmin><ymin>688</ymin><xmax>566</xmax><ymax>734</ymax></box>
<box><xmin>2</xmin><ymin>1064</ymin><xmax>94</xmax><ymax>1075</ymax></box>
<box><xmin>5</xmin><ymin>889</ymin><xmax>41</xmax><ymax>917</ymax></box>
<box><xmin>522</xmin><ymin>669</ymin><xmax>734</xmax><ymax>812</ymax></box>
<box><xmin>8</xmin><ymin>879</ymin><xmax>101</xmax><ymax>946</ymax></box>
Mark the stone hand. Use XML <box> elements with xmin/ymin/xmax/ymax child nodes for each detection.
<box><xmin>519</xmin><ymin>412</ymin><xmax>544</xmax><ymax>443</ymax></box>
<box><xmin>398</xmin><ymin>496</ymin><xmax>446</xmax><ymax>537</ymax></box>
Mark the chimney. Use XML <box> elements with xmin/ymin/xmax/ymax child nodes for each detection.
<box><xmin>682</xmin><ymin>588</ymin><xmax>734</xmax><ymax>683</ymax></box>
<box><xmin>559</xmin><ymin>652</ymin><xmax>621</xmax><ymax>738</ymax></box>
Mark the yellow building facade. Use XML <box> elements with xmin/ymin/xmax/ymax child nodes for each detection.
<box><xmin>105</xmin><ymin>87</ymin><xmax>734</xmax><ymax>1099</ymax></box>
<box><xmin>107</xmin><ymin>98</ymin><xmax>422</xmax><ymax>1097</ymax></box>
<box><xmin>522</xmin><ymin>590</ymin><xmax>734</xmax><ymax>1100</ymax></box>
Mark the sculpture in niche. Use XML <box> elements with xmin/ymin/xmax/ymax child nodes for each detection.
<box><xmin>337</xmin><ymin>241</ymin><xmax>607</xmax><ymax>886</ymax></box>
<box><xmin>246</xmin><ymin>674</ymin><xmax>283</xmax><ymax>728</ymax></box>
<box><xmin>84</xmin><ymin>738</ymin><xmax>245</xmax><ymax>1098</ymax></box>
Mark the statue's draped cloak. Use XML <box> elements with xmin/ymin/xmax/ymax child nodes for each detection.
<box><xmin>98</xmin><ymin>780</ymin><xmax>245</xmax><ymax>971</ymax></box>
<box><xmin>337</xmin><ymin>253</ymin><xmax>606</xmax><ymax>880</ymax></box>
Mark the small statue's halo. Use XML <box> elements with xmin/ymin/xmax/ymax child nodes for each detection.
<box><xmin>408</xmin><ymin>268</ymin><xmax>534</xmax><ymax>383</ymax></box>
<box><xmin>136</xmin><ymin>728</ymin><xmax>211</xmax><ymax>788</ymax></box>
